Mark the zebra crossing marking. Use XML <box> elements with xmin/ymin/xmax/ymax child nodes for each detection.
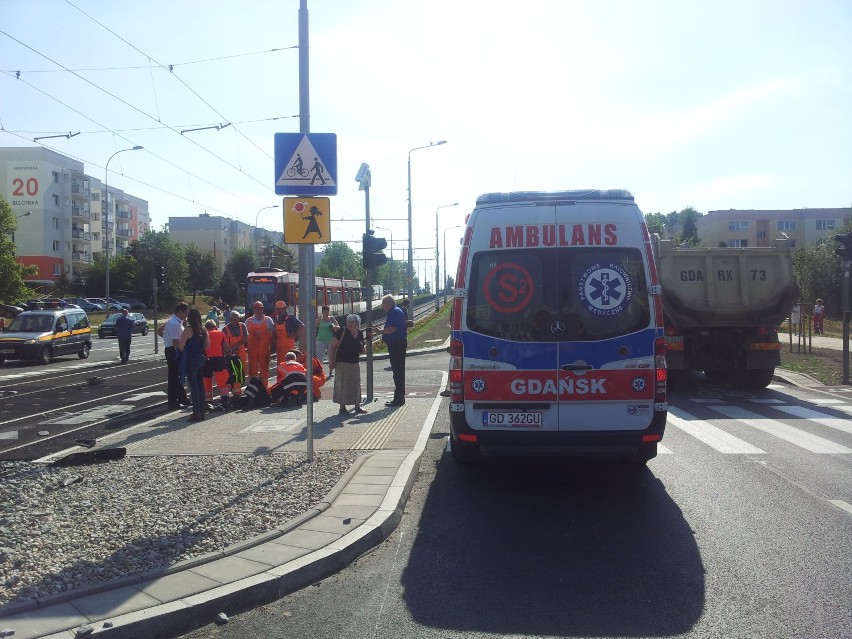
<box><xmin>667</xmin><ymin>407</ymin><xmax>766</xmax><ymax>454</ymax></box>
<box><xmin>770</xmin><ymin>405</ymin><xmax>852</xmax><ymax>437</ymax></box>
<box><xmin>708</xmin><ymin>405</ymin><xmax>852</xmax><ymax>454</ymax></box>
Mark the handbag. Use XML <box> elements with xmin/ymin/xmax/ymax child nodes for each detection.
<box><xmin>203</xmin><ymin>357</ymin><xmax>214</xmax><ymax>378</ymax></box>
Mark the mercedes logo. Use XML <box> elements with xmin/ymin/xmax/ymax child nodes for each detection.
<box><xmin>550</xmin><ymin>320</ymin><xmax>566</xmax><ymax>336</ymax></box>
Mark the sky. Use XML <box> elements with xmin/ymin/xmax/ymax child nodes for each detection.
<box><xmin>2</xmin><ymin>0</ymin><xmax>851</xmax><ymax>288</ymax></box>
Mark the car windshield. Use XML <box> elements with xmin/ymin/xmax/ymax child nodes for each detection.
<box><xmin>105</xmin><ymin>313</ymin><xmax>122</xmax><ymax>322</ymax></box>
<box><xmin>7</xmin><ymin>314</ymin><xmax>53</xmax><ymax>332</ymax></box>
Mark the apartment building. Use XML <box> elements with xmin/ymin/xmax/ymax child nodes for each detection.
<box><xmin>168</xmin><ymin>214</ymin><xmax>285</xmax><ymax>274</ymax></box>
<box><xmin>697</xmin><ymin>207</ymin><xmax>852</xmax><ymax>249</ymax></box>
<box><xmin>0</xmin><ymin>147</ymin><xmax>150</xmax><ymax>285</ymax></box>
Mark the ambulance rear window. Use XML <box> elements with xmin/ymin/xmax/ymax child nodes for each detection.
<box><xmin>466</xmin><ymin>247</ymin><xmax>650</xmax><ymax>341</ymax></box>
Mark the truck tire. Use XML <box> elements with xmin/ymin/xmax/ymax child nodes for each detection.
<box><xmin>741</xmin><ymin>368</ymin><xmax>775</xmax><ymax>389</ymax></box>
<box><xmin>78</xmin><ymin>343</ymin><xmax>91</xmax><ymax>359</ymax></box>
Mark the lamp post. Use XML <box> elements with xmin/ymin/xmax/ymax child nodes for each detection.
<box><xmin>104</xmin><ymin>146</ymin><xmax>142</xmax><ymax>317</ymax></box>
<box><xmin>443</xmin><ymin>224</ymin><xmax>461</xmax><ymax>306</ymax></box>
<box><xmin>407</xmin><ymin>140</ymin><xmax>446</xmax><ymax>303</ymax></box>
<box><xmin>255</xmin><ymin>205</ymin><xmax>279</xmax><ymax>255</ymax></box>
<box><xmin>11</xmin><ymin>210</ymin><xmax>31</xmax><ymax>243</ymax></box>
<box><xmin>434</xmin><ymin>202</ymin><xmax>458</xmax><ymax>312</ymax></box>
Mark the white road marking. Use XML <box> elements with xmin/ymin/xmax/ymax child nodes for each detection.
<box><xmin>770</xmin><ymin>405</ymin><xmax>852</xmax><ymax>436</ymax></box>
<box><xmin>828</xmin><ymin>500</ymin><xmax>852</xmax><ymax>516</ymax></box>
<box><xmin>708</xmin><ymin>405</ymin><xmax>852</xmax><ymax>454</ymax></box>
<box><xmin>668</xmin><ymin>407</ymin><xmax>766</xmax><ymax>454</ymax></box>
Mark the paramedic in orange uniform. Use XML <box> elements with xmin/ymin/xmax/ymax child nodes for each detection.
<box><xmin>222</xmin><ymin>311</ymin><xmax>248</xmax><ymax>396</ymax></box>
<box><xmin>291</xmin><ymin>348</ymin><xmax>326</xmax><ymax>401</ymax></box>
<box><xmin>273</xmin><ymin>301</ymin><xmax>305</xmax><ymax>366</ymax></box>
<box><xmin>246</xmin><ymin>301</ymin><xmax>275</xmax><ymax>387</ymax></box>
<box><xmin>203</xmin><ymin>319</ymin><xmax>232</xmax><ymax>409</ymax></box>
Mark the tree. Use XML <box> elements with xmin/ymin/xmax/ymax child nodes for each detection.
<box><xmin>184</xmin><ymin>244</ymin><xmax>219</xmax><ymax>304</ymax></box>
<box><xmin>0</xmin><ymin>194</ymin><xmax>37</xmax><ymax>303</ymax></box>
<box><xmin>793</xmin><ymin>233</ymin><xmax>847</xmax><ymax>319</ymax></box>
<box><xmin>220</xmin><ymin>248</ymin><xmax>258</xmax><ymax>307</ymax></box>
<box><xmin>126</xmin><ymin>231</ymin><xmax>188</xmax><ymax>310</ymax></box>
<box><xmin>644</xmin><ymin>212</ymin><xmax>668</xmax><ymax>237</ymax></box>
<box><xmin>317</xmin><ymin>242</ymin><xmax>361</xmax><ymax>280</ymax></box>
<box><xmin>679</xmin><ymin>207</ymin><xmax>701</xmax><ymax>245</ymax></box>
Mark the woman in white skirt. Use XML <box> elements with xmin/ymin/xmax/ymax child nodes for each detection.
<box><xmin>328</xmin><ymin>314</ymin><xmax>366</xmax><ymax>415</ymax></box>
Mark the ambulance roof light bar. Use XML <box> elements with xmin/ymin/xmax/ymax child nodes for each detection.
<box><xmin>476</xmin><ymin>189</ymin><xmax>634</xmax><ymax>206</ymax></box>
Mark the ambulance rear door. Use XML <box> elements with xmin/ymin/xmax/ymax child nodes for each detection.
<box><xmin>552</xmin><ymin>202</ymin><xmax>657</xmax><ymax>432</ymax></box>
<box><xmin>461</xmin><ymin>203</ymin><xmax>561</xmax><ymax>433</ymax></box>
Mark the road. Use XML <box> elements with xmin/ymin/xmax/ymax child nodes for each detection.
<box><xmin>174</xmin><ymin>354</ymin><xmax>852</xmax><ymax>639</ymax></box>
<box><xmin>0</xmin><ymin>332</ymin><xmax>167</xmax><ymax>459</ymax></box>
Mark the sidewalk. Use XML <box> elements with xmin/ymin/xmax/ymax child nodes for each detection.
<box><xmin>0</xmin><ymin>344</ymin><xmax>448</xmax><ymax>639</ymax></box>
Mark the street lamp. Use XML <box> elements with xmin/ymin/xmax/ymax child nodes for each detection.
<box><xmin>407</xmin><ymin>140</ymin><xmax>446</xmax><ymax>303</ymax></box>
<box><xmin>434</xmin><ymin>202</ymin><xmax>458</xmax><ymax>311</ymax></box>
<box><xmin>443</xmin><ymin>224</ymin><xmax>461</xmax><ymax>306</ymax></box>
<box><xmin>255</xmin><ymin>205</ymin><xmax>279</xmax><ymax>255</ymax></box>
<box><xmin>104</xmin><ymin>146</ymin><xmax>142</xmax><ymax>316</ymax></box>
<box><xmin>11</xmin><ymin>210</ymin><xmax>31</xmax><ymax>243</ymax></box>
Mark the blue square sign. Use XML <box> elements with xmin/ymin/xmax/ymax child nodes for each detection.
<box><xmin>274</xmin><ymin>133</ymin><xmax>338</xmax><ymax>196</ymax></box>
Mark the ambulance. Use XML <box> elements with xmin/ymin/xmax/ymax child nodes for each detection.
<box><xmin>448</xmin><ymin>190</ymin><xmax>667</xmax><ymax>465</ymax></box>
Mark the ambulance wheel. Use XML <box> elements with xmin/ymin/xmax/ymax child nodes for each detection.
<box><xmin>624</xmin><ymin>443</ymin><xmax>656</xmax><ymax>468</ymax></box>
<box><xmin>39</xmin><ymin>347</ymin><xmax>53</xmax><ymax>365</ymax></box>
<box><xmin>450</xmin><ymin>437</ymin><xmax>480</xmax><ymax>464</ymax></box>
<box><xmin>141</xmin><ymin>325</ymin><xmax>149</xmax><ymax>336</ymax></box>
<box><xmin>78</xmin><ymin>343</ymin><xmax>90</xmax><ymax>359</ymax></box>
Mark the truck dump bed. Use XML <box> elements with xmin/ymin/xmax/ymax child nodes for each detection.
<box><xmin>652</xmin><ymin>236</ymin><xmax>798</xmax><ymax>328</ymax></box>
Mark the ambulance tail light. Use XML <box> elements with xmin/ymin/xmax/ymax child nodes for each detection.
<box><xmin>449</xmin><ymin>339</ymin><xmax>464</xmax><ymax>401</ymax></box>
<box><xmin>654</xmin><ymin>337</ymin><xmax>667</xmax><ymax>404</ymax></box>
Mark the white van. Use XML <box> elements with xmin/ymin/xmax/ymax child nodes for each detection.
<box><xmin>448</xmin><ymin>190</ymin><xmax>668</xmax><ymax>465</ymax></box>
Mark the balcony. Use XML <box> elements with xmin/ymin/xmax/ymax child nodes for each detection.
<box><xmin>116</xmin><ymin>229</ymin><xmax>132</xmax><ymax>238</ymax></box>
<box><xmin>71</xmin><ymin>205</ymin><xmax>91</xmax><ymax>220</ymax></box>
<box><xmin>116</xmin><ymin>210</ymin><xmax>132</xmax><ymax>220</ymax></box>
<box><xmin>71</xmin><ymin>183</ymin><xmax>90</xmax><ymax>199</ymax></box>
<box><xmin>71</xmin><ymin>229</ymin><xmax>91</xmax><ymax>240</ymax></box>
<box><xmin>72</xmin><ymin>251</ymin><xmax>91</xmax><ymax>263</ymax></box>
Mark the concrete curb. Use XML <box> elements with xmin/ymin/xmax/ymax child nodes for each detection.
<box><xmin>10</xmin><ymin>374</ymin><xmax>447</xmax><ymax>639</ymax></box>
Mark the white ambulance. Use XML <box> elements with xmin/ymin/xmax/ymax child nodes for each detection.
<box><xmin>448</xmin><ymin>190</ymin><xmax>668</xmax><ymax>465</ymax></box>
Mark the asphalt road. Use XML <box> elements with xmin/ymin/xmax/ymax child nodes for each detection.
<box><xmin>0</xmin><ymin>332</ymin><xmax>167</xmax><ymax>459</ymax></box>
<box><xmin>175</xmin><ymin>357</ymin><xmax>852</xmax><ymax>639</ymax></box>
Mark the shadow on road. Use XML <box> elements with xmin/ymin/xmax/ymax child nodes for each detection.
<box><xmin>402</xmin><ymin>454</ymin><xmax>705</xmax><ymax>636</ymax></box>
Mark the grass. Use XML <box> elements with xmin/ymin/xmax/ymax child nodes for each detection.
<box><xmin>779</xmin><ymin>343</ymin><xmax>848</xmax><ymax>386</ymax></box>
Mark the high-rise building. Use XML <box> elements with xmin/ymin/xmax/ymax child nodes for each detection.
<box><xmin>0</xmin><ymin>147</ymin><xmax>150</xmax><ymax>285</ymax></box>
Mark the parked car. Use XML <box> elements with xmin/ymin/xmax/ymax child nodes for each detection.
<box><xmin>113</xmin><ymin>296</ymin><xmax>147</xmax><ymax>310</ymax></box>
<box><xmin>64</xmin><ymin>297</ymin><xmax>104</xmax><ymax>312</ymax></box>
<box><xmin>86</xmin><ymin>298</ymin><xmax>128</xmax><ymax>312</ymax></box>
<box><xmin>0</xmin><ymin>308</ymin><xmax>91</xmax><ymax>364</ymax></box>
<box><xmin>25</xmin><ymin>298</ymin><xmax>79</xmax><ymax>310</ymax></box>
<box><xmin>0</xmin><ymin>303</ymin><xmax>25</xmax><ymax>320</ymax></box>
<box><xmin>98</xmin><ymin>312</ymin><xmax>149</xmax><ymax>339</ymax></box>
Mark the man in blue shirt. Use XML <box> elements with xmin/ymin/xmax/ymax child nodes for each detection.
<box><xmin>115</xmin><ymin>308</ymin><xmax>135</xmax><ymax>364</ymax></box>
<box><xmin>377</xmin><ymin>294</ymin><xmax>407</xmax><ymax>406</ymax></box>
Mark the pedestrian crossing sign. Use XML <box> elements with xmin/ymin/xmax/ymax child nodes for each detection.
<box><xmin>283</xmin><ymin>197</ymin><xmax>331</xmax><ymax>244</ymax></box>
<box><xmin>274</xmin><ymin>133</ymin><xmax>338</xmax><ymax>196</ymax></box>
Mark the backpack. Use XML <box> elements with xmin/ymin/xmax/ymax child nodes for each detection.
<box><xmin>243</xmin><ymin>376</ymin><xmax>271</xmax><ymax>408</ymax></box>
<box><xmin>226</xmin><ymin>355</ymin><xmax>245</xmax><ymax>386</ymax></box>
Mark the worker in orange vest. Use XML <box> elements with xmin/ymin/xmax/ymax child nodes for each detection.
<box><xmin>246</xmin><ymin>301</ymin><xmax>275</xmax><ymax>387</ymax></box>
<box><xmin>203</xmin><ymin>319</ymin><xmax>232</xmax><ymax>409</ymax></box>
<box><xmin>273</xmin><ymin>301</ymin><xmax>305</xmax><ymax>366</ymax></box>
<box><xmin>292</xmin><ymin>348</ymin><xmax>326</xmax><ymax>401</ymax></box>
<box><xmin>222</xmin><ymin>311</ymin><xmax>248</xmax><ymax>396</ymax></box>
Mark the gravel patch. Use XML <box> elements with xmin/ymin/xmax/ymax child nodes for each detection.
<box><xmin>0</xmin><ymin>452</ymin><xmax>362</xmax><ymax>607</ymax></box>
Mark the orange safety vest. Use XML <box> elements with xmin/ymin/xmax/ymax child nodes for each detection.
<box><xmin>275</xmin><ymin>314</ymin><xmax>298</xmax><ymax>357</ymax></box>
<box><xmin>247</xmin><ymin>315</ymin><xmax>274</xmax><ymax>351</ymax></box>
<box><xmin>223</xmin><ymin>321</ymin><xmax>247</xmax><ymax>354</ymax></box>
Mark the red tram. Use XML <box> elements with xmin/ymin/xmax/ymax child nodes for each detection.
<box><xmin>245</xmin><ymin>269</ymin><xmax>363</xmax><ymax>318</ymax></box>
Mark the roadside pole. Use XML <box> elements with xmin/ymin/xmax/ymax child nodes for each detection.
<box><xmin>843</xmin><ymin>261</ymin><xmax>850</xmax><ymax>385</ymax></box>
<box><xmin>152</xmin><ymin>277</ymin><xmax>159</xmax><ymax>355</ymax></box>
<box><xmin>357</xmin><ymin>164</ymin><xmax>374</xmax><ymax>402</ymax></box>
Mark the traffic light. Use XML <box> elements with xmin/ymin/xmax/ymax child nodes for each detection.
<box><xmin>159</xmin><ymin>266</ymin><xmax>166</xmax><ymax>287</ymax></box>
<box><xmin>363</xmin><ymin>231</ymin><xmax>388</xmax><ymax>270</ymax></box>
<box><xmin>835</xmin><ymin>233</ymin><xmax>852</xmax><ymax>260</ymax></box>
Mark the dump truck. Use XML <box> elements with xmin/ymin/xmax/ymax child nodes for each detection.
<box><xmin>652</xmin><ymin>235</ymin><xmax>798</xmax><ymax>388</ymax></box>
